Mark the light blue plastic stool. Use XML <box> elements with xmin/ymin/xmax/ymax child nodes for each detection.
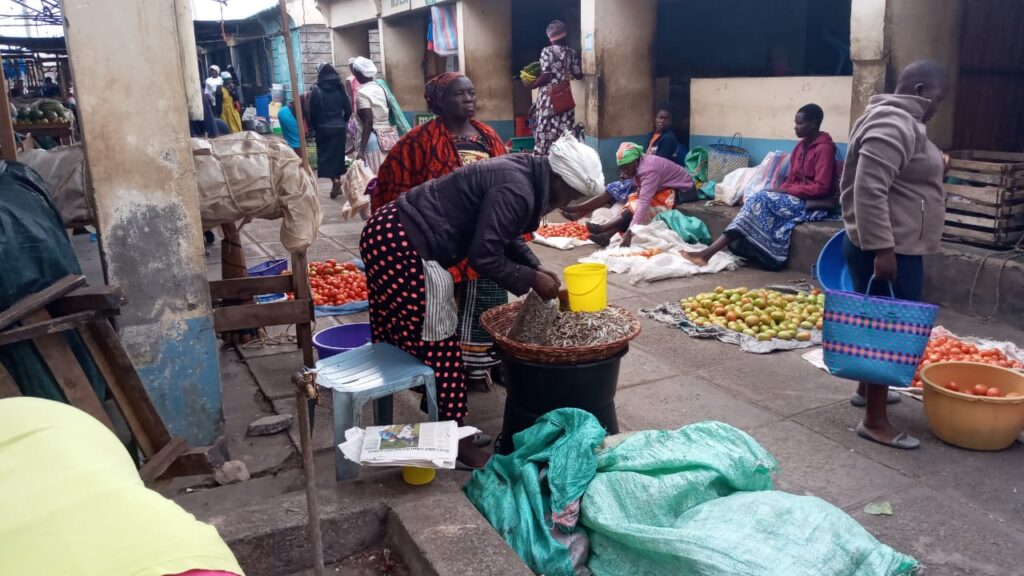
<box><xmin>315</xmin><ymin>342</ymin><xmax>438</xmax><ymax>481</ymax></box>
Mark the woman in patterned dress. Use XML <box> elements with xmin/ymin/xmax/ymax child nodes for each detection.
<box><xmin>373</xmin><ymin>72</ymin><xmax>509</xmax><ymax>403</ymax></box>
<box><xmin>527</xmin><ymin>20</ymin><xmax>583</xmax><ymax>155</ymax></box>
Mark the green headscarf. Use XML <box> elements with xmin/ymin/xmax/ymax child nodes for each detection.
<box><xmin>615</xmin><ymin>142</ymin><xmax>644</xmax><ymax>166</ymax></box>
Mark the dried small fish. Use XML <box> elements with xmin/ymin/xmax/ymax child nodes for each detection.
<box><xmin>508</xmin><ymin>291</ymin><xmax>560</xmax><ymax>345</ymax></box>
<box><xmin>546</xmin><ymin>307</ymin><xmax>635</xmax><ymax>347</ymax></box>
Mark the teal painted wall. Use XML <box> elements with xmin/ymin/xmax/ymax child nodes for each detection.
<box><xmin>689</xmin><ymin>134</ymin><xmax>848</xmax><ymax>169</ymax></box>
<box><xmin>270</xmin><ymin>29</ymin><xmax>305</xmax><ymax>101</ymax></box>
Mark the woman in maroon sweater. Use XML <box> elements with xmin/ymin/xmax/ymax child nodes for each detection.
<box><xmin>682</xmin><ymin>104</ymin><xmax>837</xmax><ymax>270</ymax></box>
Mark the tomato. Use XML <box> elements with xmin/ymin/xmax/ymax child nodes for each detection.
<box><xmin>972</xmin><ymin>384</ymin><xmax>989</xmax><ymax>396</ymax></box>
<box><xmin>945</xmin><ymin>381</ymin><xmax>960</xmax><ymax>392</ymax></box>
<box><xmin>986</xmin><ymin>387</ymin><xmax>1002</xmax><ymax>398</ymax></box>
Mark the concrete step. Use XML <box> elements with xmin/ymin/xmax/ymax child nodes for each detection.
<box><xmin>683</xmin><ymin>203</ymin><xmax>1024</xmax><ymax>326</ymax></box>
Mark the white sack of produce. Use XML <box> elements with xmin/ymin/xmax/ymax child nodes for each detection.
<box><xmin>19</xmin><ymin>132</ymin><xmax>322</xmax><ymax>253</ymax></box>
<box><xmin>17</xmin><ymin>143</ymin><xmax>92</xmax><ymax>225</ymax></box>
<box><xmin>193</xmin><ymin>132</ymin><xmax>321</xmax><ymax>252</ymax></box>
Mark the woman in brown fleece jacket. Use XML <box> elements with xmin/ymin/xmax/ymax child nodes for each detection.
<box><xmin>839</xmin><ymin>60</ymin><xmax>949</xmax><ymax>450</ymax></box>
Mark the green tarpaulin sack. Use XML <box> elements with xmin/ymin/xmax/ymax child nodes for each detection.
<box><xmin>654</xmin><ymin>210</ymin><xmax>711</xmax><ymax>245</ymax></box>
<box><xmin>464</xmin><ymin>409</ymin><xmax>605</xmax><ymax>576</ymax></box>
<box><xmin>684</xmin><ymin>146</ymin><xmax>708</xmax><ymax>182</ymax></box>
<box><xmin>583</xmin><ymin>422</ymin><xmax>920</xmax><ymax>576</ymax></box>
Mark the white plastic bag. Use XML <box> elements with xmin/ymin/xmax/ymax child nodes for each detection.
<box><xmin>714</xmin><ymin>167</ymin><xmax>759</xmax><ymax>206</ymax></box>
<box><xmin>740</xmin><ymin>151</ymin><xmax>790</xmax><ymax>203</ymax></box>
<box><xmin>341</xmin><ymin>161</ymin><xmax>373</xmax><ymax>220</ymax></box>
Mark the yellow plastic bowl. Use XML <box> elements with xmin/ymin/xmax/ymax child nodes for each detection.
<box><xmin>401</xmin><ymin>466</ymin><xmax>436</xmax><ymax>486</ymax></box>
<box><xmin>920</xmin><ymin>362</ymin><xmax>1024</xmax><ymax>451</ymax></box>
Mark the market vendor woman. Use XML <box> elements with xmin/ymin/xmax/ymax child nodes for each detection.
<box><xmin>360</xmin><ymin>134</ymin><xmax>604</xmax><ymax>467</ymax></box>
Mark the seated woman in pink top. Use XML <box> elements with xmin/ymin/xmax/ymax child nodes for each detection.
<box><xmin>568</xmin><ymin>142</ymin><xmax>695</xmax><ymax>247</ymax></box>
<box><xmin>682</xmin><ymin>104</ymin><xmax>836</xmax><ymax>270</ymax></box>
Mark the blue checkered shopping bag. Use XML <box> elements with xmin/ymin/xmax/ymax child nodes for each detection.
<box><xmin>822</xmin><ymin>278</ymin><xmax>938</xmax><ymax>388</ymax></box>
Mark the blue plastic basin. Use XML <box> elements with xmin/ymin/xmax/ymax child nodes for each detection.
<box><xmin>814</xmin><ymin>229</ymin><xmax>853</xmax><ymax>292</ymax></box>
<box><xmin>313</xmin><ymin>323</ymin><xmax>372</xmax><ymax>359</ymax></box>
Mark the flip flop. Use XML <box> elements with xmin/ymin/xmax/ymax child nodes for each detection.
<box><xmin>850</xmin><ymin>391</ymin><xmax>902</xmax><ymax>407</ymax></box>
<box><xmin>856</xmin><ymin>422</ymin><xmax>920</xmax><ymax>450</ymax></box>
<box><xmin>471</xmin><ymin>432</ymin><xmax>493</xmax><ymax>448</ymax></box>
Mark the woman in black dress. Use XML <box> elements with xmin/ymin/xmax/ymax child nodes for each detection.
<box><xmin>307</xmin><ymin>63</ymin><xmax>352</xmax><ymax>198</ymax></box>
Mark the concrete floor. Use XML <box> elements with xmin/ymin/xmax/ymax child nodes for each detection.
<box><xmin>74</xmin><ymin>179</ymin><xmax>1024</xmax><ymax>575</ymax></box>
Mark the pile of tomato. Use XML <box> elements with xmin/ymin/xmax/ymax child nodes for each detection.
<box><xmin>306</xmin><ymin>259</ymin><xmax>368</xmax><ymax>306</ymax></box>
<box><xmin>910</xmin><ymin>335</ymin><xmax>1024</xmax><ymax>389</ymax></box>
<box><xmin>941</xmin><ymin>381</ymin><xmax>1021</xmax><ymax>398</ymax></box>
<box><xmin>537</xmin><ymin>222</ymin><xmax>589</xmax><ymax>240</ymax></box>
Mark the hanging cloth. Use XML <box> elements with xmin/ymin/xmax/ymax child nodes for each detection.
<box><xmin>430</xmin><ymin>5</ymin><xmax>459</xmax><ymax>57</ymax></box>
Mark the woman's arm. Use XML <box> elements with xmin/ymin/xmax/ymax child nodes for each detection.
<box><xmin>467</xmin><ymin>187</ymin><xmax>538</xmax><ymax>296</ymax></box>
<box><xmin>357</xmin><ymin>108</ymin><xmax>373</xmax><ymax>159</ymax></box>
<box><xmin>781</xmin><ymin>145</ymin><xmax>835</xmax><ymax>199</ymax></box>
<box><xmin>849</xmin><ymin>124</ymin><xmax>915</xmax><ymax>252</ymax></box>
<box><xmin>629</xmin><ymin>168</ymin><xmax>659</xmax><ymax>228</ymax></box>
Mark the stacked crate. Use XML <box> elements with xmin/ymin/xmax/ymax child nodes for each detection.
<box><xmin>943</xmin><ymin>151</ymin><xmax>1024</xmax><ymax>248</ymax></box>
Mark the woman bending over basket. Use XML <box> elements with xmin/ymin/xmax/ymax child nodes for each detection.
<box><xmin>360</xmin><ymin>133</ymin><xmax>604</xmax><ymax>468</ymax></box>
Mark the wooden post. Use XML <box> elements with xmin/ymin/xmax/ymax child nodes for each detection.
<box><xmin>0</xmin><ymin>71</ymin><xmax>18</xmax><ymax>161</ymax></box>
<box><xmin>278</xmin><ymin>0</ymin><xmax>309</xmax><ymax>167</ymax></box>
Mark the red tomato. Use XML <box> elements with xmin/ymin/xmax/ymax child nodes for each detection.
<box><xmin>972</xmin><ymin>384</ymin><xmax>989</xmax><ymax>396</ymax></box>
<box><xmin>986</xmin><ymin>387</ymin><xmax>1002</xmax><ymax>397</ymax></box>
<box><xmin>945</xmin><ymin>381</ymin><xmax>960</xmax><ymax>392</ymax></box>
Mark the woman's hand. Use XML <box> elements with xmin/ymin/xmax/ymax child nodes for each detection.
<box><xmin>532</xmin><ymin>269</ymin><xmax>561</xmax><ymax>301</ymax></box>
<box><xmin>873</xmin><ymin>248</ymin><xmax>898</xmax><ymax>283</ymax></box>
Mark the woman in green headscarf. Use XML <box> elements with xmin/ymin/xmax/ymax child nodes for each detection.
<box><xmin>568</xmin><ymin>142</ymin><xmax>694</xmax><ymax>246</ymax></box>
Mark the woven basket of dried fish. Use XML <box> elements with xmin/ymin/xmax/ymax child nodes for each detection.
<box><xmin>480</xmin><ymin>301</ymin><xmax>641</xmax><ymax>364</ymax></box>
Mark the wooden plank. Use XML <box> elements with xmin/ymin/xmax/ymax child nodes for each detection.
<box><xmin>25</xmin><ymin>310</ymin><xmax>113</xmax><ymax>430</ymax></box>
<box><xmin>945</xmin><ymin>212</ymin><xmax>1004</xmax><ymax>229</ymax></box>
<box><xmin>213</xmin><ymin>299</ymin><xmax>312</xmax><ymax>332</ymax></box>
<box><xmin>948</xmin><ymin>150</ymin><xmax>1024</xmax><ymax>165</ymax></box>
<box><xmin>944</xmin><ymin>183</ymin><xmax>1007</xmax><ymax>205</ymax></box>
<box><xmin>80</xmin><ymin>320</ymin><xmax>172</xmax><ymax>456</ymax></box>
<box><xmin>209</xmin><ymin>275</ymin><xmax>294</xmax><ymax>301</ymax></box>
<box><xmin>0</xmin><ymin>310</ymin><xmax>102</xmax><ymax>347</ymax></box>
<box><xmin>52</xmin><ymin>286</ymin><xmax>127</xmax><ymax>316</ymax></box>
<box><xmin>139</xmin><ymin>437</ymin><xmax>189</xmax><ymax>485</ymax></box>
<box><xmin>947</xmin><ymin>169</ymin><xmax>1024</xmax><ymax>188</ymax></box>
<box><xmin>0</xmin><ymin>363</ymin><xmax>20</xmax><ymax>398</ymax></box>
<box><xmin>0</xmin><ymin>275</ymin><xmax>87</xmax><ymax>331</ymax></box>
<box><xmin>0</xmin><ymin>74</ymin><xmax>17</xmax><ymax>161</ymax></box>
<box><xmin>291</xmin><ymin>251</ymin><xmax>316</xmax><ymax>367</ymax></box>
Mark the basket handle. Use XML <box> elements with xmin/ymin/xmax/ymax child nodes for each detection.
<box><xmin>730</xmin><ymin>132</ymin><xmax>743</xmax><ymax>147</ymax></box>
<box><xmin>863</xmin><ymin>275</ymin><xmax>898</xmax><ymax>319</ymax></box>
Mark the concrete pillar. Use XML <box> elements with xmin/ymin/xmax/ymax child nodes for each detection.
<box><xmin>849</xmin><ymin>0</ymin><xmax>963</xmax><ymax>147</ymax></box>
<box><xmin>457</xmin><ymin>0</ymin><xmax>514</xmax><ymax>137</ymax></box>
<box><xmin>581</xmin><ymin>0</ymin><xmax>656</xmax><ymax>179</ymax></box>
<box><xmin>63</xmin><ymin>0</ymin><xmax>222</xmax><ymax>446</ymax></box>
<box><xmin>379</xmin><ymin>15</ymin><xmax>426</xmax><ymax>114</ymax></box>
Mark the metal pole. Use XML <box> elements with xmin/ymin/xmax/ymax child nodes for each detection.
<box><xmin>292</xmin><ymin>371</ymin><xmax>325</xmax><ymax>576</ymax></box>
<box><xmin>278</xmin><ymin>0</ymin><xmax>309</xmax><ymax>166</ymax></box>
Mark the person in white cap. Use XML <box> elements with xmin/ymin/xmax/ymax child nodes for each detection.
<box><xmin>204</xmin><ymin>64</ymin><xmax>222</xmax><ymax>98</ymax></box>
<box><xmin>358</xmin><ymin>132</ymin><xmax>603</xmax><ymax>469</ymax></box>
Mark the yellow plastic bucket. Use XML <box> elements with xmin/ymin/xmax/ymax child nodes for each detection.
<box><xmin>401</xmin><ymin>466</ymin><xmax>436</xmax><ymax>486</ymax></box>
<box><xmin>564</xmin><ymin>263</ymin><xmax>608</xmax><ymax>312</ymax></box>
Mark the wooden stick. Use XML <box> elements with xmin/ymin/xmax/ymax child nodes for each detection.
<box><xmin>0</xmin><ymin>275</ymin><xmax>87</xmax><ymax>331</ymax></box>
<box><xmin>278</xmin><ymin>0</ymin><xmax>309</xmax><ymax>167</ymax></box>
<box><xmin>0</xmin><ymin>71</ymin><xmax>17</xmax><ymax>161</ymax></box>
<box><xmin>293</xmin><ymin>371</ymin><xmax>324</xmax><ymax>576</ymax></box>
<box><xmin>0</xmin><ymin>363</ymin><xmax>20</xmax><ymax>399</ymax></box>
<box><xmin>0</xmin><ymin>310</ymin><xmax>101</xmax><ymax>347</ymax></box>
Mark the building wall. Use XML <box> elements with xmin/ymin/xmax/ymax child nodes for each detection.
<box><xmin>690</xmin><ymin>76</ymin><xmax>853</xmax><ymax>164</ymax></box>
<box><xmin>886</xmin><ymin>0</ymin><xmax>963</xmax><ymax>149</ymax></box>
<box><xmin>459</xmin><ymin>0</ymin><xmax>514</xmax><ymax>135</ymax></box>
<box><xmin>322</xmin><ymin>0</ymin><xmax>378</xmax><ymax>26</ymax></box>
<box><xmin>380</xmin><ymin>14</ymin><xmax>428</xmax><ymax>114</ymax></box>
<box><xmin>333</xmin><ymin>24</ymin><xmax>373</xmax><ymax>68</ymax></box>
<box><xmin>300</xmin><ymin>24</ymin><xmax>333</xmax><ymax>91</ymax></box>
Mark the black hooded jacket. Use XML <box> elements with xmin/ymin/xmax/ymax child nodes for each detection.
<box><xmin>308</xmin><ymin>64</ymin><xmax>351</xmax><ymax>130</ymax></box>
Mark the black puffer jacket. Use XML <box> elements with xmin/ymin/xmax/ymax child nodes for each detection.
<box><xmin>396</xmin><ymin>154</ymin><xmax>548</xmax><ymax>295</ymax></box>
<box><xmin>308</xmin><ymin>65</ymin><xmax>351</xmax><ymax>130</ymax></box>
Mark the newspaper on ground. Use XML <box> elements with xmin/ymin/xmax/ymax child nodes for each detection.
<box><xmin>338</xmin><ymin>420</ymin><xmax>479</xmax><ymax>469</ymax></box>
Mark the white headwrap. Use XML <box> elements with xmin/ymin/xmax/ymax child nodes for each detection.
<box><xmin>548</xmin><ymin>133</ymin><xmax>605</xmax><ymax>197</ymax></box>
<box><xmin>209</xmin><ymin>64</ymin><xmax>220</xmax><ymax>73</ymax></box>
<box><xmin>348</xmin><ymin>56</ymin><xmax>377</xmax><ymax>77</ymax></box>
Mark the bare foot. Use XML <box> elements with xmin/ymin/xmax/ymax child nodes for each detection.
<box><xmin>589</xmin><ymin>230</ymin><xmax>614</xmax><ymax>247</ymax></box>
<box><xmin>561</xmin><ymin>208</ymin><xmax>585</xmax><ymax>221</ymax></box>
<box><xmin>680</xmin><ymin>251</ymin><xmax>709</xmax><ymax>266</ymax></box>
<box><xmin>585</xmin><ymin>221</ymin><xmax>604</xmax><ymax>234</ymax></box>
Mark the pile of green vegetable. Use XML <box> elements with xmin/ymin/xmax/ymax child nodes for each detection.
<box><xmin>12</xmin><ymin>99</ymin><xmax>71</xmax><ymax>125</ymax></box>
<box><xmin>520</xmin><ymin>61</ymin><xmax>541</xmax><ymax>85</ymax></box>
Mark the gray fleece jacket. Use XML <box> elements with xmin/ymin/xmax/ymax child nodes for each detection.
<box><xmin>840</xmin><ymin>94</ymin><xmax>946</xmax><ymax>255</ymax></box>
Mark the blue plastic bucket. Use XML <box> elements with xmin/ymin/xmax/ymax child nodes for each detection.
<box><xmin>248</xmin><ymin>259</ymin><xmax>288</xmax><ymax>277</ymax></box>
<box><xmin>255</xmin><ymin>94</ymin><xmax>271</xmax><ymax>119</ymax></box>
<box><xmin>814</xmin><ymin>229</ymin><xmax>853</xmax><ymax>292</ymax></box>
<box><xmin>313</xmin><ymin>323</ymin><xmax>372</xmax><ymax>359</ymax></box>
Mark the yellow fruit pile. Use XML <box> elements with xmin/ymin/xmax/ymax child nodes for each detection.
<box><xmin>680</xmin><ymin>286</ymin><xmax>825</xmax><ymax>342</ymax></box>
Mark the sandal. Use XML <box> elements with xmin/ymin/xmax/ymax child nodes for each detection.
<box><xmin>856</xmin><ymin>422</ymin><xmax>920</xmax><ymax>450</ymax></box>
<box><xmin>471</xmin><ymin>432</ymin><xmax>493</xmax><ymax>448</ymax></box>
<box><xmin>850</xmin><ymin>391</ymin><xmax>902</xmax><ymax>407</ymax></box>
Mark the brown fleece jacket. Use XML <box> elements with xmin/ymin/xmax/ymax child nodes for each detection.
<box><xmin>840</xmin><ymin>94</ymin><xmax>946</xmax><ymax>255</ymax></box>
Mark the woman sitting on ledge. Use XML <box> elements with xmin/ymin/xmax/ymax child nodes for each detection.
<box><xmin>681</xmin><ymin>103</ymin><xmax>837</xmax><ymax>270</ymax></box>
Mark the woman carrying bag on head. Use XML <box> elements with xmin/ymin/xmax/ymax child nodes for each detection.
<box><xmin>525</xmin><ymin>20</ymin><xmax>583</xmax><ymax>156</ymax></box>
<box><xmin>839</xmin><ymin>60</ymin><xmax>949</xmax><ymax>450</ymax></box>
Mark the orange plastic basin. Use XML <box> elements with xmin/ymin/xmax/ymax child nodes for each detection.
<box><xmin>920</xmin><ymin>362</ymin><xmax>1024</xmax><ymax>451</ymax></box>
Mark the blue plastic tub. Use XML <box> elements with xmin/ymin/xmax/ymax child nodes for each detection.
<box><xmin>255</xmin><ymin>94</ymin><xmax>272</xmax><ymax>120</ymax></box>
<box><xmin>814</xmin><ymin>229</ymin><xmax>853</xmax><ymax>292</ymax></box>
<box><xmin>248</xmin><ymin>259</ymin><xmax>288</xmax><ymax>277</ymax></box>
<box><xmin>313</xmin><ymin>323</ymin><xmax>372</xmax><ymax>359</ymax></box>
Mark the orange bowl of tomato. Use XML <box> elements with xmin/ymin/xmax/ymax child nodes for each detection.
<box><xmin>920</xmin><ymin>362</ymin><xmax>1024</xmax><ymax>451</ymax></box>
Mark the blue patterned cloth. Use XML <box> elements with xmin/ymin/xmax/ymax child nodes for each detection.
<box><xmin>605</xmin><ymin>179</ymin><xmax>634</xmax><ymax>203</ymax></box>
<box><xmin>726</xmin><ymin>191</ymin><xmax>830</xmax><ymax>266</ymax></box>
